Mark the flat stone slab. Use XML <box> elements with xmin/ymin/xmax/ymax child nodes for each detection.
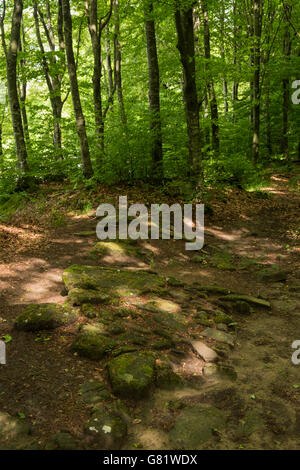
<box><xmin>63</xmin><ymin>265</ymin><xmax>165</xmax><ymax>299</ymax></box>
<box><xmin>257</xmin><ymin>269</ymin><xmax>288</xmax><ymax>283</ymax></box>
<box><xmin>191</xmin><ymin>340</ymin><xmax>218</xmax><ymax>362</ymax></box>
<box><xmin>14</xmin><ymin>303</ymin><xmax>78</xmax><ymax>331</ymax></box>
<box><xmin>169</xmin><ymin>404</ymin><xmax>227</xmax><ymax>449</ymax></box>
<box><xmin>219</xmin><ymin>294</ymin><xmax>271</xmax><ymax>309</ymax></box>
<box><xmin>201</xmin><ymin>328</ymin><xmax>235</xmax><ymax>347</ymax></box>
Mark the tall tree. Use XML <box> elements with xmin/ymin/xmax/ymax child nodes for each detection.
<box><xmin>33</xmin><ymin>0</ymin><xmax>66</xmax><ymax>159</ymax></box>
<box><xmin>1</xmin><ymin>0</ymin><xmax>28</xmax><ymax>172</ymax></box>
<box><xmin>175</xmin><ymin>2</ymin><xmax>203</xmax><ymax>193</ymax></box>
<box><xmin>144</xmin><ymin>0</ymin><xmax>163</xmax><ymax>180</ymax></box>
<box><xmin>200</xmin><ymin>0</ymin><xmax>219</xmax><ymax>153</ymax></box>
<box><xmin>281</xmin><ymin>0</ymin><xmax>292</xmax><ymax>158</ymax></box>
<box><xmin>84</xmin><ymin>0</ymin><xmax>112</xmax><ymax>168</ymax></box>
<box><xmin>251</xmin><ymin>0</ymin><xmax>264</xmax><ymax>163</ymax></box>
<box><xmin>62</xmin><ymin>0</ymin><xmax>93</xmax><ymax>178</ymax></box>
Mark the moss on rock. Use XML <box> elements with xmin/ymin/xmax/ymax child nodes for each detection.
<box><xmin>169</xmin><ymin>404</ymin><xmax>227</xmax><ymax>449</ymax></box>
<box><xmin>107</xmin><ymin>352</ymin><xmax>156</xmax><ymax>398</ymax></box>
<box><xmin>71</xmin><ymin>332</ymin><xmax>117</xmax><ymax>360</ymax></box>
<box><xmin>14</xmin><ymin>303</ymin><xmax>78</xmax><ymax>331</ymax></box>
<box><xmin>63</xmin><ymin>265</ymin><xmax>165</xmax><ymax>299</ymax></box>
<box><xmin>68</xmin><ymin>288</ymin><xmax>110</xmax><ymax>306</ymax></box>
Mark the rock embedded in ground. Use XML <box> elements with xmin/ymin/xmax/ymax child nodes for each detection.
<box><xmin>71</xmin><ymin>332</ymin><xmax>117</xmax><ymax>360</ymax></box>
<box><xmin>232</xmin><ymin>300</ymin><xmax>251</xmax><ymax>315</ymax></box>
<box><xmin>219</xmin><ymin>294</ymin><xmax>271</xmax><ymax>309</ymax></box>
<box><xmin>236</xmin><ymin>410</ymin><xmax>265</xmax><ymax>438</ymax></box>
<box><xmin>68</xmin><ymin>288</ymin><xmax>110</xmax><ymax>306</ymax></box>
<box><xmin>200</xmin><ymin>328</ymin><xmax>235</xmax><ymax>347</ymax></box>
<box><xmin>79</xmin><ymin>381</ymin><xmax>112</xmax><ymax>404</ymax></box>
<box><xmin>107</xmin><ymin>352</ymin><xmax>156</xmax><ymax>398</ymax></box>
<box><xmin>63</xmin><ymin>265</ymin><xmax>165</xmax><ymax>298</ymax></box>
<box><xmin>0</xmin><ymin>411</ymin><xmax>30</xmax><ymax>442</ymax></box>
<box><xmin>191</xmin><ymin>341</ymin><xmax>218</xmax><ymax>363</ymax></box>
<box><xmin>150</xmin><ymin>310</ymin><xmax>188</xmax><ymax>332</ymax></box>
<box><xmin>44</xmin><ymin>432</ymin><xmax>78</xmax><ymax>450</ymax></box>
<box><xmin>214</xmin><ymin>312</ymin><xmax>233</xmax><ymax>325</ymax></box>
<box><xmin>196</xmin><ymin>285</ymin><xmax>232</xmax><ymax>295</ymax></box>
<box><xmin>169</xmin><ymin>404</ymin><xmax>227</xmax><ymax>449</ymax></box>
<box><xmin>194</xmin><ymin>311</ymin><xmax>212</xmax><ymax>326</ymax></box>
<box><xmin>257</xmin><ymin>268</ymin><xmax>288</xmax><ymax>283</ymax></box>
<box><xmin>141</xmin><ymin>298</ymin><xmax>181</xmax><ymax>315</ymax></box>
<box><xmin>155</xmin><ymin>360</ymin><xmax>184</xmax><ymax>390</ymax></box>
<box><xmin>203</xmin><ymin>363</ymin><xmax>237</xmax><ymax>381</ymax></box>
<box><xmin>14</xmin><ymin>303</ymin><xmax>78</xmax><ymax>331</ymax></box>
<box><xmin>85</xmin><ymin>406</ymin><xmax>127</xmax><ymax>450</ymax></box>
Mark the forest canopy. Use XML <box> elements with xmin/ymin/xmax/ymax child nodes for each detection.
<box><xmin>0</xmin><ymin>0</ymin><xmax>299</xmax><ymax>195</ymax></box>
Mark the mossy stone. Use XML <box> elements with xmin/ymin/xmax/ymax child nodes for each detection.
<box><xmin>63</xmin><ymin>265</ymin><xmax>165</xmax><ymax>299</ymax></box>
<box><xmin>0</xmin><ymin>411</ymin><xmax>30</xmax><ymax>442</ymax></box>
<box><xmin>68</xmin><ymin>288</ymin><xmax>110</xmax><ymax>306</ymax></box>
<box><xmin>14</xmin><ymin>303</ymin><xmax>78</xmax><ymax>331</ymax></box>
<box><xmin>107</xmin><ymin>352</ymin><xmax>156</xmax><ymax>398</ymax></box>
<box><xmin>169</xmin><ymin>404</ymin><xmax>226</xmax><ymax>449</ymax></box>
<box><xmin>214</xmin><ymin>312</ymin><xmax>233</xmax><ymax>325</ymax></box>
<box><xmin>156</xmin><ymin>361</ymin><xmax>184</xmax><ymax>390</ymax></box>
<box><xmin>79</xmin><ymin>381</ymin><xmax>112</xmax><ymax>404</ymax></box>
<box><xmin>71</xmin><ymin>333</ymin><xmax>116</xmax><ymax>360</ymax></box>
<box><xmin>44</xmin><ymin>432</ymin><xmax>77</xmax><ymax>450</ymax></box>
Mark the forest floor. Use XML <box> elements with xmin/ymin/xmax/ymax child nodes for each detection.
<box><xmin>0</xmin><ymin>165</ymin><xmax>299</xmax><ymax>450</ymax></box>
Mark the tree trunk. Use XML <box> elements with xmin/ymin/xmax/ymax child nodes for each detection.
<box><xmin>6</xmin><ymin>0</ymin><xmax>28</xmax><ymax>172</ymax></box>
<box><xmin>201</xmin><ymin>0</ymin><xmax>219</xmax><ymax>153</ymax></box>
<box><xmin>220</xmin><ymin>2</ymin><xmax>228</xmax><ymax>115</ymax></box>
<box><xmin>85</xmin><ymin>0</ymin><xmax>106</xmax><ymax>167</ymax></box>
<box><xmin>114</xmin><ymin>0</ymin><xmax>127</xmax><ymax>129</ymax></box>
<box><xmin>175</xmin><ymin>5</ymin><xmax>203</xmax><ymax>194</ymax></box>
<box><xmin>281</xmin><ymin>1</ymin><xmax>292</xmax><ymax>159</ymax></box>
<box><xmin>252</xmin><ymin>0</ymin><xmax>263</xmax><ymax>164</ymax></box>
<box><xmin>62</xmin><ymin>0</ymin><xmax>93</xmax><ymax>178</ymax></box>
<box><xmin>144</xmin><ymin>0</ymin><xmax>163</xmax><ymax>179</ymax></box>
<box><xmin>33</xmin><ymin>1</ymin><xmax>64</xmax><ymax>159</ymax></box>
<box><xmin>18</xmin><ymin>21</ymin><xmax>31</xmax><ymax>151</ymax></box>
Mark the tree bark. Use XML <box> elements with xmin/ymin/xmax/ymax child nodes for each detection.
<box><xmin>6</xmin><ymin>0</ymin><xmax>28</xmax><ymax>172</ymax></box>
<box><xmin>144</xmin><ymin>0</ymin><xmax>163</xmax><ymax>179</ymax></box>
<box><xmin>201</xmin><ymin>0</ymin><xmax>219</xmax><ymax>153</ymax></box>
<box><xmin>33</xmin><ymin>1</ymin><xmax>64</xmax><ymax>159</ymax></box>
<box><xmin>85</xmin><ymin>0</ymin><xmax>112</xmax><ymax>167</ymax></box>
<box><xmin>113</xmin><ymin>0</ymin><xmax>127</xmax><ymax>128</ymax></box>
<box><xmin>62</xmin><ymin>0</ymin><xmax>93</xmax><ymax>178</ymax></box>
<box><xmin>281</xmin><ymin>1</ymin><xmax>292</xmax><ymax>159</ymax></box>
<box><xmin>252</xmin><ymin>0</ymin><xmax>263</xmax><ymax>164</ymax></box>
<box><xmin>175</xmin><ymin>4</ymin><xmax>203</xmax><ymax>193</ymax></box>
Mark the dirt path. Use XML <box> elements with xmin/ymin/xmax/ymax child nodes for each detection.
<box><xmin>0</xmin><ymin>169</ymin><xmax>299</xmax><ymax>450</ymax></box>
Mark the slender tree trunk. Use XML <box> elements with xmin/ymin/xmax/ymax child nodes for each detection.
<box><xmin>232</xmin><ymin>0</ymin><xmax>239</xmax><ymax>123</ymax></box>
<box><xmin>34</xmin><ymin>0</ymin><xmax>64</xmax><ymax>159</ymax></box>
<box><xmin>85</xmin><ymin>0</ymin><xmax>109</xmax><ymax>167</ymax></box>
<box><xmin>6</xmin><ymin>0</ymin><xmax>28</xmax><ymax>172</ymax></box>
<box><xmin>144</xmin><ymin>0</ymin><xmax>163</xmax><ymax>179</ymax></box>
<box><xmin>175</xmin><ymin>4</ymin><xmax>203</xmax><ymax>193</ymax></box>
<box><xmin>220</xmin><ymin>3</ymin><xmax>228</xmax><ymax>115</ymax></box>
<box><xmin>18</xmin><ymin>21</ymin><xmax>31</xmax><ymax>151</ymax></box>
<box><xmin>62</xmin><ymin>0</ymin><xmax>93</xmax><ymax>178</ymax></box>
<box><xmin>105</xmin><ymin>25</ymin><xmax>114</xmax><ymax>101</ymax></box>
<box><xmin>201</xmin><ymin>0</ymin><xmax>219</xmax><ymax>154</ymax></box>
<box><xmin>252</xmin><ymin>0</ymin><xmax>263</xmax><ymax>164</ymax></box>
<box><xmin>281</xmin><ymin>1</ymin><xmax>292</xmax><ymax>159</ymax></box>
<box><xmin>113</xmin><ymin>0</ymin><xmax>127</xmax><ymax>129</ymax></box>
